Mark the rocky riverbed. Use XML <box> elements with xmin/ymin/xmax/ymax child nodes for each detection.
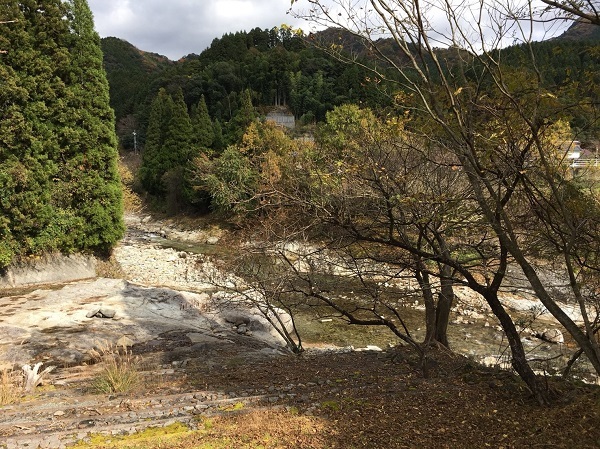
<box><xmin>0</xmin><ymin>212</ymin><xmax>583</xmax><ymax>373</ymax></box>
<box><xmin>0</xmin><ymin>212</ymin><xmax>598</xmax><ymax>448</ymax></box>
<box><xmin>114</xmin><ymin>214</ymin><xmax>579</xmax><ymax>372</ymax></box>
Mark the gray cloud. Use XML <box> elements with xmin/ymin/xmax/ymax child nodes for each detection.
<box><xmin>88</xmin><ymin>0</ymin><xmax>305</xmax><ymax>60</ymax></box>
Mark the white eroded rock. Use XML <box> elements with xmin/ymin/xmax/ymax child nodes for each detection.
<box><xmin>540</xmin><ymin>328</ymin><xmax>564</xmax><ymax>344</ymax></box>
<box><xmin>0</xmin><ymin>278</ymin><xmax>290</xmax><ymax>367</ymax></box>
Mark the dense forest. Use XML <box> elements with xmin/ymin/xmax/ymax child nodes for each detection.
<box><xmin>102</xmin><ymin>27</ymin><xmax>396</xmax><ymax>152</ymax></box>
<box><xmin>102</xmin><ymin>21</ymin><xmax>600</xmax><ymax>213</ymax></box>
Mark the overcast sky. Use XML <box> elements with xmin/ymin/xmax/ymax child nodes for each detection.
<box><xmin>88</xmin><ymin>1</ymin><xmax>569</xmax><ymax>60</ymax></box>
<box><xmin>88</xmin><ymin>0</ymin><xmax>307</xmax><ymax>60</ymax></box>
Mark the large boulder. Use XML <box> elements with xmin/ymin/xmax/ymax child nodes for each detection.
<box><xmin>540</xmin><ymin>328</ymin><xmax>564</xmax><ymax>344</ymax></box>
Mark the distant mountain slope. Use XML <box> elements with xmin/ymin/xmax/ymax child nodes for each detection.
<box><xmin>101</xmin><ymin>37</ymin><xmax>172</xmax><ymax>122</ymax></box>
<box><xmin>101</xmin><ymin>29</ymin><xmax>386</xmax><ymax>150</ymax></box>
<box><xmin>101</xmin><ymin>23</ymin><xmax>600</xmax><ymax>149</ymax></box>
<box><xmin>555</xmin><ymin>21</ymin><xmax>600</xmax><ymax>42</ymax></box>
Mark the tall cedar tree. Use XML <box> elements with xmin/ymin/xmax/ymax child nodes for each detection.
<box><xmin>212</xmin><ymin>119</ymin><xmax>225</xmax><ymax>153</ymax></box>
<box><xmin>229</xmin><ymin>89</ymin><xmax>256</xmax><ymax>143</ymax></box>
<box><xmin>163</xmin><ymin>88</ymin><xmax>194</xmax><ymax>166</ymax></box>
<box><xmin>191</xmin><ymin>95</ymin><xmax>214</xmax><ymax>152</ymax></box>
<box><xmin>0</xmin><ymin>0</ymin><xmax>62</xmax><ymax>266</ymax></box>
<box><xmin>60</xmin><ymin>0</ymin><xmax>124</xmax><ymax>252</ymax></box>
<box><xmin>139</xmin><ymin>88</ymin><xmax>173</xmax><ymax>195</ymax></box>
<box><xmin>139</xmin><ymin>87</ymin><xmax>194</xmax><ymax>199</ymax></box>
<box><xmin>162</xmin><ymin>88</ymin><xmax>194</xmax><ymax>207</ymax></box>
<box><xmin>0</xmin><ymin>0</ymin><xmax>121</xmax><ymax>267</ymax></box>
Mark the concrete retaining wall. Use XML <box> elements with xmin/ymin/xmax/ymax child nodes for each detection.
<box><xmin>0</xmin><ymin>254</ymin><xmax>97</xmax><ymax>289</ymax></box>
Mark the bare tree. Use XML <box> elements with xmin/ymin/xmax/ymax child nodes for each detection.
<box><xmin>287</xmin><ymin>0</ymin><xmax>600</xmax><ymax>403</ymax></box>
<box><xmin>201</xmin><ymin>249</ymin><xmax>305</xmax><ymax>353</ymax></box>
<box><xmin>261</xmin><ymin>101</ymin><xmax>550</xmax><ymax>400</ymax></box>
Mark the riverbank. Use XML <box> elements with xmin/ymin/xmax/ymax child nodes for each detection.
<box><xmin>1</xmin><ymin>213</ymin><xmax>599</xmax><ymax>448</ymax></box>
<box><xmin>113</xmin><ymin>213</ymin><xmax>585</xmax><ymax>378</ymax></box>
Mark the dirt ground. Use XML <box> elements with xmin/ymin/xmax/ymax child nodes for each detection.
<box><xmin>3</xmin><ymin>343</ymin><xmax>599</xmax><ymax>449</ymax></box>
<box><xmin>182</xmin><ymin>346</ymin><xmax>600</xmax><ymax>449</ymax></box>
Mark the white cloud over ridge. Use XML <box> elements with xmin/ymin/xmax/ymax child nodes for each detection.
<box><xmin>89</xmin><ymin>0</ymin><xmax>303</xmax><ymax>60</ymax></box>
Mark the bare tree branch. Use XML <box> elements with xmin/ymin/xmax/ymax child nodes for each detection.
<box><xmin>540</xmin><ymin>0</ymin><xmax>600</xmax><ymax>25</ymax></box>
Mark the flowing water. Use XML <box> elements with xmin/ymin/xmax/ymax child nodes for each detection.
<box><xmin>152</xmin><ymin>232</ymin><xmax>595</xmax><ymax>382</ymax></box>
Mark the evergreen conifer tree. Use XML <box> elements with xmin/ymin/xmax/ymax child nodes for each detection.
<box><xmin>0</xmin><ymin>0</ymin><xmax>70</xmax><ymax>266</ymax></box>
<box><xmin>139</xmin><ymin>87</ymin><xmax>196</xmax><ymax>205</ymax></box>
<box><xmin>212</xmin><ymin>119</ymin><xmax>225</xmax><ymax>154</ymax></box>
<box><xmin>57</xmin><ymin>0</ymin><xmax>124</xmax><ymax>252</ymax></box>
<box><xmin>0</xmin><ymin>0</ymin><xmax>123</xmax><ymax>267</ymax></box>
<box><xmin>161</xmin><ymin>88</ymin><xmax>194</xmax><ymax>209</ymax></box>
<box><xmin>163</xmin><ymin>88</ymin><xmax>194</xmax><ymax>165</ymax></box>
<box><xmin>139</xmin><ymin>88</ymin><xmax>173</xmax><ymax>194</ymax></box>
<box><xmin>191</xmin><ymin>95</ymin><xmax>214</xmax><ymax>152</ymax></box>
<box><xmin>229</xmin><ymin>89</ymin><xmax>256</xmax><ymax>143</ymax></box>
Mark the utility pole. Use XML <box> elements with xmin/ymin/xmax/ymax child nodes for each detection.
<box><xmin>133</xmin><ymin>130</ymin><xmax>137</xmax><ymax>154</ymax></box>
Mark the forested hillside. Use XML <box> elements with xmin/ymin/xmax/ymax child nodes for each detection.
<box><xmin>101</xmin><ymin>27</ymin><xmax>388</xmax><ymax>151</ymax></box>
<box><xmin>0</xmin><ymin>0</ymin><xmax>123</xmax><ymax>269</ymax></box>
<box><xmin>104</xmin><ymin>22</ymin><xmax>600</xmax><ymax>152</ymax></box>
<box><xmin>101</xmin><ymin>21</ymin><xmax>600</xmax><ymax>215</ymax></box>
<box><xmin>101</xmin><ymin>36</ymin><xmax>172</xmax><ymax>148</ymax></box>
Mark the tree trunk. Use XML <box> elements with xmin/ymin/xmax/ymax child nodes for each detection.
<box><xmin>515</xmin><ymin>254</ymin><xmax>600</xmax><ymax>375</ymax></box>
<box><xmin>461</xmin><ymin>155</ymin><xmax>600</xmax><ymax>376</ymax></box>
<box><xmin>483</xmin><ymin>290</ymin><xmax>549</xmax><ymax>405</ymax></box>
<box><xmin>435</xmin><ymin>265</ymin><xmax>454</xmax><ymax>348</ymax></box>
<box><xmin>415</xmin><ymin>265</ymin><xmax>436</xmax><ymax>346</ymax></box>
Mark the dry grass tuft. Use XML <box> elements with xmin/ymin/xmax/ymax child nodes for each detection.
<box><xmin>0</xmin><ymin>368</ymin><xmax>22</xmax><ymax>406</ymax></box>
<box><xmin>95</xmin><ymin>254</ymin><xmax>126</xmax><ymax>279</ymax></box>
<box><xmin>90</xmin><ymin>341</ymin><xmax>141</xmax><ymax>394</ymax></box>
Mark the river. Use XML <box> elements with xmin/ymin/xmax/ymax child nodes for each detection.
<box><xmin>115</xmin><ymin>214</ymin><xmax>596</xmax><ymax>383</ymax></box>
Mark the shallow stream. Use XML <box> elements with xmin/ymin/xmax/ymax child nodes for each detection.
<box><xmin>145</xmin><ymin>230</ymin><xmax>594</xmax><ymax>381</ymax></box>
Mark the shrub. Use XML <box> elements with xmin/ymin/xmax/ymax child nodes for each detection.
<box><xmin>0</xmin><ymin>368</ymin><xmax>22</xmax><ymax>406</ymax></box>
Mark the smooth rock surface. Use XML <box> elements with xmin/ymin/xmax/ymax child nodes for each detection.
<box><xmin>0</xmin><ymin>278</ymin><xmax>289</xmax><ymax>368</ymax></box>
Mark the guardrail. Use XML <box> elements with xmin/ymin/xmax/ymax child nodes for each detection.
<box><xmin>570</xmin><ymin>158</ymin><xmax>600</xmax><ymax>168</ymax></box>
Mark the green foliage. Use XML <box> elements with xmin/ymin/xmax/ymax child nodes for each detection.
<box><xmin>228</xmin><ymin>89</ymin><xmax>257</xmax><ymax>143</ymax></box>
<box><xmin>100</xmin><ymin>36</ymin><xmax>172</xmax><ymax>146</ymax></box>
<box><xmin>212</xmin><ymin>119</ymin><xmax>225</xmax><ymax>153</ymax></box>
<box><xmin>191</xmin><ymin>95</ymin><xmax>214</xmax><ymax>151</ymax></box>
<box><xmin>101</xmin><ymin>26</ymin><xmax>390</xmax><ymax>149</ymax></box>
<box><xmin>194</xmin><ymin>146</ymin><xmax>258</xmax><ymax>213</ymax></box>
<box><xmin>139</xmin><ymin>88</ymin><xmax>173</xmax><ymax>194</ymax></box>
<box><xmin>190</xmin><ymin>120</ymin><xmax>302</xmax><ymax>214</ymax></box>
<box><xmin>59</xmin><ymin>0</ymin><xmax>124</xmax><ymax>253</ymax></box>
<box><xmin>101</xmin><ymin>23</ymin><xmax>600</xmax><ymax>163</ymax></box>
<box><xmin>99</xmin><ymin>14</ymin><xmax>600</xmax><ymax>225</ymax></box>
<box><xmin>0</xmin><ymin>0</ymin><xmax>123</xmax><ymax>268</ymax></box>
<box><xmin>139</xmin><ymin>87</ymin><xmax>199</xmax><ymax>207</ymax></box>
<box><xmin>318</xmin><ymin>104</ymin><xmax>379</xmax><ymax>159</ymax></box>
<box><xmin>164</xmin><ymin>88</ymin><xmax>194</xmax><ymax>163</ymax></box>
